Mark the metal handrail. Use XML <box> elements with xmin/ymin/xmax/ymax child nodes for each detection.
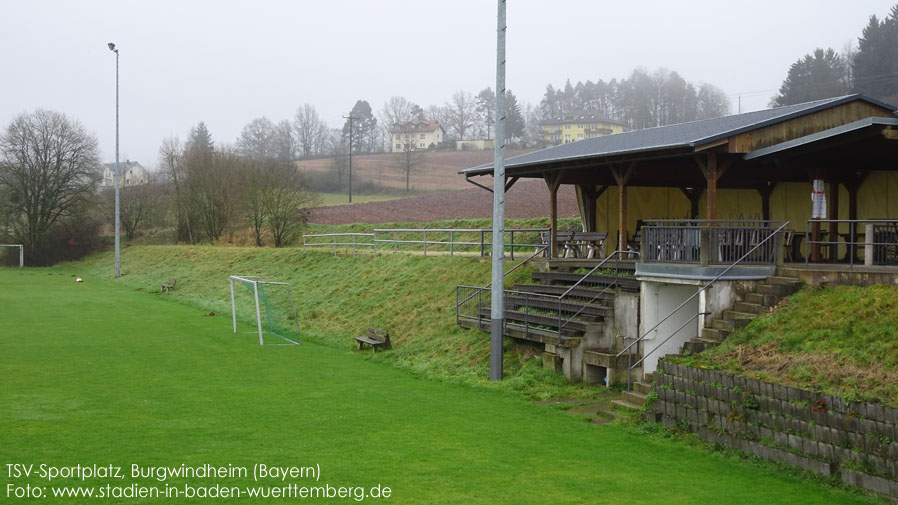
<box><xmin>617</xmin><ymin>221</ymin><xmax>790</xmax><ymax>389</ymax></box>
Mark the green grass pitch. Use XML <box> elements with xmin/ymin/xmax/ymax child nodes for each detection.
<box><xmin>0</xmin><ymin>267</ymin><xmax>882</xmax><ymax>504</ymax></box>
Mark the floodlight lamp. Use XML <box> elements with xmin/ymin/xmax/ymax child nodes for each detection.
<box><xmin>107</xmin><ymin>42</ymin><xmax>117</xmax><ymax>52</ymax></box>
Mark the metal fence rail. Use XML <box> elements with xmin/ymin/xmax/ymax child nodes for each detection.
<box><xmin>373</xmin><ymin>228</ymin><xmax>547</xmax><ymax>259</ymax></box>
<box><xmin>642</xmin><ymin>220</ymin><xmax>780</xmax><ymax>265</ymax></box>
<box><xmin>302</xmin><ymin>233</ymin><xmax>376</xmax><ymax>256</ymax></box>
<box><xmin>804</xmin><ymin>219</ymin><xmax>898</xmax><ymax>267</ymax></box>
<box><xmin>301</xmin><ymin>228</ymin><xmax>549</xmax><ymax>258</ymax></box>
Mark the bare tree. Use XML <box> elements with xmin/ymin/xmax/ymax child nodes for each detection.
<box><xmin>446</xmin><ymin>90</ymin><xmax>477</xmax><ymax>140</ymax></box>
<box><xmin>392</xmin><ymin>126</ymin><xmax>426</xmax><ymax>193</ymax></box>
<box><xmin>159</xmin><ymin>136</ymin><xmax>193</xmax><ymax>242</ymax></box>
<box><xmin>0</xmin><ymin>109</ymin><xmax>99</xmax><ymax>257</ymax></box>
<box><xmin>273</xmin><ymin>119</ymin><xmax>296</xmax><ymax>162</ymax></box>
<box><xmin>294</xmin><ymin>104</ymin><xmax>328</xmax><ymax>158</ymax></box>
<box><xmin>263</xmin><ymin>163</ymin><xmax>317</xmax><ymax>247</ymax></box>
<box><xmin>475</xmin><ymin>87</ymin><xmax>496</xmax><ymax>139</ymax></box>
<box><xmin>237</xmin><ymin>117</ymin><xmax>277</xmax><ymax>160</ymax></box>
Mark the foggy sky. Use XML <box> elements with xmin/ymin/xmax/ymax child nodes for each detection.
<box><xmin>1</xmin><ymin>0</ymin><xmax>894</xmax><ymax>170</ymax></box>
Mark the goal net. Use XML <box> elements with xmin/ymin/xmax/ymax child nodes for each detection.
<box><xmin>229</xmin><ymin>275</ymin><xmax>301</xmax><ymax>345</ymax></box>
<box><xmin>0</xmin><ymin>244</ymin><xmax>23</xmax><ymax>267</ymax></box>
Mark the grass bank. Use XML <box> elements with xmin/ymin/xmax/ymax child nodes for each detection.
<box><xmin>679</xmin><ymin>284</ymin><xmax>898</xmax><ymax>406</ymax></box>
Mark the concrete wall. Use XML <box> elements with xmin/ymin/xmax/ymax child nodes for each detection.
<box><xmin>652</xmin><ymin>359</ymin><xmax>898</xmax><ymax>501</ymax></box>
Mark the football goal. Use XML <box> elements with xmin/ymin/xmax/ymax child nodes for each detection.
<box><xmin>229</xmin><ymin>275</ymin><xmax>301</xmax><ymax>345</ymax></box>
<box><xmin>0</xmin><ymin>244</ymin><xmax>23</xmax><ymax>267</ymax></box>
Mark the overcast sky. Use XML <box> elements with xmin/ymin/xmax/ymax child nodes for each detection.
<box><xmin>1</xmin><ymin>0</ymin><xmax>894</xmax><ymax>169</ymax></box>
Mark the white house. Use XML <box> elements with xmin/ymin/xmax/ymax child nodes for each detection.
<box><xmin>100</xmin><ymin>161</ymin><xmax>150</xmax><ymax>188</ymax></box>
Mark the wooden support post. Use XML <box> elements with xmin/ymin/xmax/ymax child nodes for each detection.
<box><xmin>611</xmin><ymin>163</ymin><xmax>636</xmax><ymax>251</ymax></box>
<box><xmin>545</xmin><ymin>172</ymin><xmax>562</xmax><ymax>258</ymax></box>
<box><xmin>756</xmin><ymin>183</ymin><xmax>776</xmax><ymax>222</ymax></box>
<box><xmin>828</xmin><ymin>180</ymin><xmax>839</xmax><ymax>261</ymax></box>
<box><xmin>695</xmin><ymin>153</ymin><xmax>734</xmax><ymax>222</ymax></box>
<box><xmin>679</xmin><ymin>188</ymin><xmax>703</xmax><ymax>220</ymax></box>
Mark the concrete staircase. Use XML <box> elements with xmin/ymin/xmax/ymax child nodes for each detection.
<box><xmin>615</xmin><ymin>274</ymin><xmax>803</xmax><ymax>411</ymax></box>
<box><xmin>612</xmin><ymin>373</ymin><xmax>654</xmax><ymax>411</ymax></box>
<box><xmin>683</xmin><ymin>275</ymin><xmax>803</xmax><ymax>354</ymax></box>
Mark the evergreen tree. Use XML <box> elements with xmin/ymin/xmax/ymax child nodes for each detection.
<box><xmin>772</xmin><ymin>48</ymin><xmax>851</xmax><ymax>106</ymax></box>
<box><xmin>853</xmin><ymin>5</ymin><xmax>898</xmax><ymax>104</ymax></box>
<box><xmin>187</xmin><ymin>121</ymin><xmax>213</xmax><ymax>151</ymax></box>
<box><xmin>475</xmin><ymin>87</ymin><xmax>496</xmax><ymax>139</ymax></box>
<box><xmin>505</xmin><ymin>90</ymin><xmax>525</xmax><ymax>140</ymax></box>
<box><xmin>342</xmin><ymin>100</ymin><xmax>377</xmax><ymax>154</ymax></box>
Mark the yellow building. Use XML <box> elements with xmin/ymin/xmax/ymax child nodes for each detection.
<box><xmin>539</xmin><ymin>111</ymin><xmax>625</xmax><ymax>145</ymax></box>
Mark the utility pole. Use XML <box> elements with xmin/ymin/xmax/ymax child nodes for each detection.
<box><xmin>343</xmin><ymin>114</ymin><xmax>358</xmax><ymax>203</ymax></box>
<box><xmin>107</xmin><ymin>42</ymin><xmax>121</xmax><ymax>278</ymax></box>
<box><xmin>489</xmin><ymin>0</ymin><xmax>507</xmax><ymax>381</ymax></box>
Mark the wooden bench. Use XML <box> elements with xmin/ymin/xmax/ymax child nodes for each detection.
<box><xmin>161</xmin><ymin>278</ymin><xmax>177</xmax><ymax>292</ymax></box>
<box><xmin>355</xmin><ymin>327</ymin><xmax>391</xmax><ymax>351</ymax></box>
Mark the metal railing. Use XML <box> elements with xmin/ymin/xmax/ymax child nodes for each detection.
<box><xmin>804</xmin><ymin>219</ymin><xmax>898</xmax><ymax>267</ymax></box>
<box><xmin>642</xmin><ymin>220</ymin><xmax>781</xmax><ymax>265</ymax></box>
<box><xmin>617</xmin><ymin>222</ymin><xmax>790</xmax><ymax>390</ymax></box>
<box><xmin>302</xmin><ymin>228</ymin><xmax>549</xmax><ymax>259</ymax></box>
<box><xmin>302</xmin><ymin>233</ymin><xmax>376</xmax><ymax>256</ymax></box>
<box><xmin>374</xmin><ymin>228</ymin><xmax>547</xmax><ymax>259</ymax></box>
<box><xmin>456</xmin><ymin>251</ymin><xmax>635</xmax><ymax>343</ymax></box>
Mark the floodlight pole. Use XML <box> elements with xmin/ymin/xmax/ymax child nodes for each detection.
<box><xmin>343</xmin><ymin>114</ymin><xmax>358</xmax><ymax>203</ymax></box>
<box><xmin>108</xmin><ymin>42</ymin><xmax>121</xmax><ymax>278</ymax></box>
<box><xmin>489</xmin><ymin>0</ymin><xmax>507</xmax><ymax>381</ymax></box>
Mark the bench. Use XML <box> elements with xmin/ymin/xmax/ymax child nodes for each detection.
<box><xmin>161</xmin><ymin>278</ymin><xmax>177</xmax><ymax>292</ymax></box>
<box><xmin>355</xmin><ymin>327</ymin><xmax>391</xmax><ymax>351</ymax></box>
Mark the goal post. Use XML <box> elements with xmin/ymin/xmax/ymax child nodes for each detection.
<box><xmin>229</xmin><ymin>275</ymin><xmax>301</xmax><ymax>346</ymax></box>
<box><xmin>0</xmin><ymin>244</ymin><xmax>24</xmax><ymax>267</ymax></box>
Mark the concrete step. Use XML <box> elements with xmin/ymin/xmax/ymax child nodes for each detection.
<box><xmin>765</xmin><ymin>275</ymin><xmax>802</xmax><ymax>285</ymax></box>
<box><xmin>634</xmin><ymin>381</ymin><xmax>652</xmax><ymax>395</ymax></box>
<box><xmin>701</xmin><ymin>327</ymin><xmax>730</xmax><ymax>342</ymax></box>
<box><xmin>611</xmin><ymin>399</ymin><xmax>644</xmax><ymax>411</ymax></box>
<box><xmin>622</xmin><ymin>390</ymin><xmax>647</xmax><ymax>406</ymax></box>
<box><xmin>531</xmin><ymin>271</ymin><xmax>641</xmax><ymax>292</ymax></box>
<box><xmin>723</xmin><ymin>310</ymin><xmax>756</xmax><ymax>321</ymax></box>
<box><xmin>745</xmin><ymin>292</ymin><xmax>778</xmax><ymax>307</ymax></box>
<box><xmin>683</xmin><ymin>340</ymin><xmax>707</xmax><ymax>354</ymax></box>
<box><xmin>643</xmin><ymin>372</ymin><xmax>655</xmax><ymax>383</ymax></box>
<box><xmin>512</xmin><ymin>284</ymin><xmax>615</xmax><ymax>304</ymax></box>
<box><xmin>710</xmin><ymin>318</ymin><xmax>730</xmax><ymax>330</ymax></box>
<box><xmin>733</xmin><ymin>301</ymin><xmax>767</xmax><ymax>315</ymax></box>
<box><xmin>757</xmin><ymin>283</ymin><xmax>799</xmax><ymax>297</ymax></box>
<box><xmin>505</xmin><ymin>294</ymin><xmax>609</xmax><ymax>319</ymax></box>
<box><xmin>477</xmin><ymin>308</ymin><xmax>591</xmax><ymax>334</ymax></box>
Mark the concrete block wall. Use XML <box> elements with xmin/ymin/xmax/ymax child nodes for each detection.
<box><xmin>652</xmin><ymin>358</ymin><xmax>898</xmax><ymax>501</ymax></box>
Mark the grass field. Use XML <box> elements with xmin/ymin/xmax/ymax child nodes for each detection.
<box><xmin>0</xmin><ymin>263</ymin><xmax>885</xmax><ymax>504</ymax></box>
<box><xmin>316</xmin><ymin>193</ymin><xmax>401</xmax><ymax>207</ymax></box>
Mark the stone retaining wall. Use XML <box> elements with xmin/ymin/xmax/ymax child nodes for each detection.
<box><xmin>652</xmin><ymin>358</ymin><xmax>898</xmax><ymax>500</ymax></box>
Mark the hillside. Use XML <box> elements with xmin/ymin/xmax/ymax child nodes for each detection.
<box><xmin>297</xmin><ymin>149</ymin><xmax>532</xmax><ymax>192</ymax></box>
<box><xmin>309</xmin><ymin>179</ymin><xmax>580</xmax><ymax>224</ymax></box>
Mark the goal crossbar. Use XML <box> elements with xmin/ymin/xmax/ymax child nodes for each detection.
<box><xmin>229</xmin><ymin>275</ymin><xmax>301</xmax><ymax>345</ymax></box>
<box><xmin>0</xmin><ymin>244</ymin><xmax>23</xmax><ymax>268</ymax></box>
